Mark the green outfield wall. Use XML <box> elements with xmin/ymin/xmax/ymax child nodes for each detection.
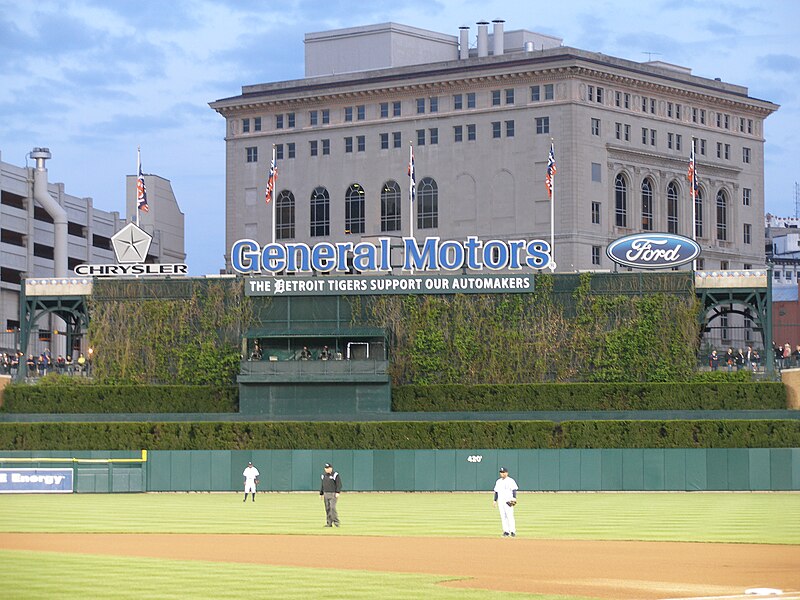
<box><xmin>2</xmin><ymin>448</ymin><xmax>798</xmax><ymax>492</ymax></box>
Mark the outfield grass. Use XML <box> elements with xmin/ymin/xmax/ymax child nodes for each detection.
<box><xmin>0</xmin><ymin>491</ymin><xmax>798</xmax><ymax>544</ymax></box>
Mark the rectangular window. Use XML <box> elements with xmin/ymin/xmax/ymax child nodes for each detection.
<box><xmin>309</xmin><ymin>111</ymin><xmax>318</xmax><ymax>126</ymax></box>
<box><xmin>417</xmin><ymin>129</ymin><xmax>426</xmax><ymax>145</ymax></box>
<box><xmin>700</xmin><ymin>109</ymin><xmax>706</xmax><ymax>125</ymax></box>
<box><xmin>429</xmin><ymin>97</ymin><xmax>438</xmax><ymax>113</ymax></box>
<box><xmin>624</xmin><ymin>124</ymin><xmax>630</xmax><ymax>141</ymax></box>
<box><xmin>345</xmin><ymin>107</ymin><xmax>353</xmax><ymax>122</ymax></box>
<box><xmin>743</xmin><ymin>223</ymin><xmax>752</xmax><ymax>245</ymax></box>
<box><xmin>536</xmin><ymin>116</ymin><xmax>550</xmax><ymax>134</ymax></box>
<box><xmin>276</xmin><ymin>114</ymin><xmax>284</xmax><ymax>129</ymax></box>
<box><xmin>393</xmin><ymin>101</ymin><xmax>401</xmax><ymax>117</ymax></box>
<box><xmin>743</xmin><ymin>188</ymin><xmax>751</xmax><ymax>206</ymax></box>
<box><xmin>454</xmin><ymin>125</ymin><xmax>463</xmax><ymax>142</ymax></box>
<box><xmin>492</xmin><ymin>90</ymin><xmax>501</xmax><ymax>106</ymax></box>
<box><xmin>699</xmin><ymin>138</ymin><xmax>706</xmax><ymax>155</ymax></box>
<box><xmin>588</xmin><ymin>85</ymin><xmax>594</xmax><ymax>101</ymax></box>
<box><xmin>357</xmin><ymin>105</ymin><xmax>365</xmax><ymax>120</ymax></box>
<box><xmin>675</xmin><ymin>104</ymin><xmax>681</xmax><ymax>119</ymax></box>
<box><xmin>724</xmin><ymin>144</ymin><xmax>730</xmax><ymax>160</ymax></box>
<box><xmin>345</xmin><ymin>137</ymin><xmax>353</xmax><ymax>153</ymax></box>
<box><xmin>492</xmin><ymin>121</ymin><xmax>501</xmax><ymax>138</ymax></box>
<box><xmin>591</xmin><ymin>201</ymin><xmax>601</xmax><ymax>224</ymax></box>
<box><xmin>380</xmin><ymin>133</ymin><xmax>389</xmax><ymax>150</ymax></box>
<box><xmin>246</xmin><ymin>146</ymin><xmax>257</xmax><ymax>162</ymax></box>
<box><xmin>275</xmin><ymin>144</ymin><xmax>284</xmax><ymax>160</ymax></box>
<box><xmin>716</xmin><ymin>113</ymin><xmax>722</xmax><ymax>127</ymax></box>
<box><xmin>739</xmin><ymin>117</ymin><xmax>745</xmax><ymax>132</ymax></box>
<box><xmin>287</xmin><ymin>113</ymin><xmax>295</xmax><ymax>128</ymax></box>
<box><xmin>544</xmin><ymin>84</ymin><xmax>554</xmax><ymax>100</ymax></box>
<box><xmin>650</xmin><ymin>99</ymin><xmax>656</xmax><ymax>114</ymax></box>
<box><xmin>667</xmin><ymin>102</ymin><xmax>673</xmax><ymax>118</ymax></box>
<box><xmin>466</xmin><ymin>93</ymin><xmax>476</xmax><ymax>108</ymax></box>
<box><xmin>505</xmin><ymin>120</ymin><xmax>514</xmax><ymax>137</ymax></box>
<box><xmin>505</xmin><ymin>88</ymin><xmax>514</xmax><ymax>104</ymax></box>
<box><xmin>743</xmin><ymin>147</ymin><xmax>751</xmax><ymax>163</ymax></box>
<box><xmin>650</xmin><ymin>129</ymin><xmax>657</xmax><ymax>146</ymax></box>
<box><xmin>668</xmin><ymin>132</ymin><xmax>674</xmax><ymax>149</ymax></box>
<box><xmin>380</xmin><ymin>102</ymin><xmax>389</xmax><ymax>118</ymax></box>
<box><xmin>717</xmin><ymin>142</ymin><xmax>722</xmax><ymax>158</ymax></box>
<box><xmin>592</xmin><ymin>246</ymin><xmax>601</xmax><ymax>266</ymax></box>
<box><xmin>676</xmin><ymin>134</ymin><xmax>682</xmax><ymax>151</ymax></box>
<box><xmin>531</xmin><ymin>85</ymin><xmax>540</xmax><ymax>101</ymax></box>
<box><xmin>322</xmin><ymin>139</ymin><xmax>330</xmax><ymax>155</ymax></box>
<box><xmin>428</xmin><ymin>128</ymin><xmax>437</xmax><ymax>145</ymax></box>
<box><xmin>724</xmin><ymin>114</ymin><xmax>730</xmax><ymax>129</ymax></box>
<box><xmin>747</xmin><ymin>119</ymin><xmax>753</xmax><ymax>134</ymax></box>
<box><xmin>322</xmin><ymin>109</ymin><xmax>329</xmax><ymax>124</ymax></box>
<box><xmin>287</xmin><ymin>143</ymin><xmax>295</xmax><ymax>159</ymax></box>
<box><xmin>416</xmin><ymin>98</ymin><xmax>425</xmax><ymax>114</ymax></box>
<box><xmin>453</xmin><ymin>94</ymin><xmax>463</xmax><ymax>110</ymax></box>
<box><xmin>310</xmin><ymin>140</ymin><xmax>318</xmax><ymax>156</ymax></box>
<box><xmin>591</xmin><ymin>162</ymin><xmax>601</xmax><ymax>182</ymax></box>
<box><xmin>357</xmin><ymin>135</ymin><xmax>365</xmax><ymax>152</ymax></box>
<box><xmin>242</xmin><ymin>118</ymin><xmax>250</xmax><ymax>133</ymax></box>
<box><xmin>642</xmin><ymin>96</ymin><xmax>648</xmax><ymax>112</ymax></box>
<box><xmin>591</xmin><ymin>118</ymin><xmax>600</xmax><ymax>136</ymax></box>
<box><xmin>615</xmin><ymin>122</ymin><xmax>622</xmax><ymax>140</ymax></box>
<box><xmin>467</xmin><ymin>124</ymin><xmax>476</xmax><ymax>141</ymax></box>
<box><xmin>624</xmin><ymin>93</ymin><xmax>630</xmax><ymax>109</ymax></box>
<box><xmin>254</xmin><ymin>117</ymin><xmax>261</xmax><ymax>131</ymax></box>
<box><xmin>642</xmin><ymin>127</ymin><xmax>648</xmax><ymax>145</ymax></box>
<box><xmin>615</xmin><ymin>91</ymin><xmax>621</xmax><ymax>107</ymax></box>
<box><xmin>393</xmin><ymin>132</ymin><xmax>402</xmax><ymax>148</ymax></box>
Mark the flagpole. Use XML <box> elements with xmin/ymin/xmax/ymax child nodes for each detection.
<box><xmin>690</xmin><ymin>138</ymin><xmax>697</xmax><ymax>271</ymax></box>
<box><xmin>549</xmin><ymin>138</ymin><xmax>555</xmax><ymax>272</ymax></box>
<box><xmin>409</xmin><ymin>143</ymin><xmax>414</xmax><ymax>242</ymax></box>
<box><xmin>271</xmin><ymin>145</ymin><xmax>277</xmax><ymax>246</ymax></box>
<box><xmin>136</xmin><ymin>146</ymin><xmax>141</xmax><ymax>227</ymax></box>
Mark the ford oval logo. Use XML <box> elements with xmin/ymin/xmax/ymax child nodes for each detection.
<box><xmin>606</xmin><ymin>233</ymin><xmax>701</xmax><ymax>269</ymax></box>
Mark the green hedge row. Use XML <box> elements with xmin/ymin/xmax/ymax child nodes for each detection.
<box><xmin>1</xmin><ymin>420</ymin><xmax>797</xmax><ymax>450</ymax></box>
<box><xmin>0</xmin><ymin>385</ymin><xmax>238</xmax><ymax>414</ymax></box>
<box><xmin>391</xmin><ymin>382</ymin><xmax>787</xmax><ymax>412</ymax></box>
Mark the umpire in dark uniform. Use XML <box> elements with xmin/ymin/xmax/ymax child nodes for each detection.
<box><xmin>320</xmin><ymin>463</ymin><xmax>342</xmax><ymax>527</ymax></box>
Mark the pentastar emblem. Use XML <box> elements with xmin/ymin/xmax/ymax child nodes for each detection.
<box><xmin>111</xmin><ymin>222</ymin><xmax>153</xmax><ymax>264</ymax></box>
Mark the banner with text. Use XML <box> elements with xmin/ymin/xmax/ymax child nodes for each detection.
<box><xmin>245</xmin><ymin>274</ymin><xmax>535</xmax><ymax>297</ymax></box>
<box><xmin>0</xmin><ymin>468</ymin><xmax>74</xmax><ymax>494</ymax></box>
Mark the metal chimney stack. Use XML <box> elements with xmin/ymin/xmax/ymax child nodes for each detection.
<box><xmin>459</xmin><ymin>26</ymin><xmax>470</xmax><ymax>59</ymax></box>
<box><xmin>492</xmin><ymin>19</ymin><xmax>505</xmax><ymax>55</ymax></box>
<box><xmin>476</xmin><ymin>21</ymin><xmax>489</xmax><ymax>57</ymax></box>
<box><xmin>30</xmin><ymin>147</ymin><xmax>68</xmax><ymax>278</ymax></box>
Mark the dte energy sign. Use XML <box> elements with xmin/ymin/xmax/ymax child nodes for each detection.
<box><xmin>0</xmin><ymin>468</ymin><xmax>73</xmax><ymax>493</ymax></box>
<box><xmin>606</xmin><ymin>233</ymin><xmax>701</xmax><ymax>270</ymax></box>
<box><xmin>231</xmin><ymin>236</ymin><xmax>552</xmax><ymax>274</ymax></box>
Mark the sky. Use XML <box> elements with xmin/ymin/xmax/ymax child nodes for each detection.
<box><xmin>1</xmin><ymin>0</ymin><xmax>798</xmax><ymax>275</ymax></box>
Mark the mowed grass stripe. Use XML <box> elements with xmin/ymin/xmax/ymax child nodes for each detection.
<box><xmin>0</xmin><ymin>549</ymin><xmax>589</xmax><ymax>600</ymax></box>
<box><xmin>0</xmin><ymin>492</ymin><xmax>797</xmax><ymax>544</ymax></box>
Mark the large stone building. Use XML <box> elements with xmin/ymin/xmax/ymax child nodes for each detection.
<box><xmin>210</xmin><ymin>20</ymin><xmax>777</xmax><ymax>275</ymax></box>
<box><xmin>0</xmin><ymin>148</ymin><xmax>185</xmax><ymax>355</ymax></box>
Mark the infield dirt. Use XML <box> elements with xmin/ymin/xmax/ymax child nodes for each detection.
<box><xmin>2</xmin><ymin>533</ymin><xmax>799</xmax><ymax>599</ymax></box>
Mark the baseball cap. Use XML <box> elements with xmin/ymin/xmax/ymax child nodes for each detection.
<box><xmin>247</xmin><ymin>461</ymin><xmax>253</xmax><ymax>465</ymax></box>
<box><xmin>499</xmin><ymin>467</ymin><xmax>508</xmax><ymax>473</ymax></box>
<box><xmin>324</xmin><ymin>463</ymin><xmax>332</xmax><ymax>468</ymax></box>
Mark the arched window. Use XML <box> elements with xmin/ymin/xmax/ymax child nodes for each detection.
<box><xmin>667</xmin><ymin>181</ymin><xmax>679</xmax><ymax>234</ymax></box>
<box><xmin>641</xmin><ymin>178</ymin><xmax>653</xmax><ymax>231</ymax></box>
<box><xmin>418</xmin><ymin>177</ymin><xmax>438</xmax><ymax>229</ymax></box>
<box><xmin>310</xmin><ymin>186</ymin><xmax>330</xmax><ymax>237</ymax></box>
<box><xmin>694</xmin><ymin>188</ymin><xmax>704</xmax><ymax>238</ymax></box>
<box><xmin>716</xmin><ymin>189</ymin><xmax>728</xmax><ymax>241</ymax></box>
<box><xmin>345</xmin><ymin>184</ymin><xmax>365</xmax><ymax>234</ymax></box>
<box><xmin>381</xmin><ymin>180</ymin><xmax>401</xmax><ymax>232</ymax></box>
<box><xmin>275</xmin><ymin>190</ymin><xmax>295</xmax><ymax>240</ymax></box>
<box><xmin>615</xmin><ymin>174</ymin><xmax>628</xmax><ymax>228</ymax></box>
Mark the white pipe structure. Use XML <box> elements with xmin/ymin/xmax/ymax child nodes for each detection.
<box><xmin>492</xmin><ymin>19</ymin><xmax>504</xmax><ymax>55</ymax></box>
<box><xmin>30</xmin><ymin>148</ymin><xmax>68</xmax><ymax>278</ymax></box>
<box><xmin>476</xmin><ymin>21</ymin><xmax>489</xmax><ymax>57</ymax></box>
<box><xmin>459</xmin><ymin>26</ymin><xmax>470</xmax><ymax>59</ymax></box>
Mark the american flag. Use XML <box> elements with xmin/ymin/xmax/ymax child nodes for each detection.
<box><xmin>687</xmin><ymin>145</ymin><xmax>699</xmax><ymax>193</ymax></box>
<box><xmin>545</xmin><ymin>142</ymin><xmax>557</xmax><ymax>199</ymax></box>
<box><xmin>137</xmin><ymin>160</ymin><xmax>149</xmax><ymax>213</ymax></box>
<box><xmin>265</xmin><ymin>157</ymin><xmax>277</xmax><ymax>204</ymax></box>
<box><xmin>408</xmin><ymin>144</ymin><xmax>416</xmax><ymax>202</ymax></box>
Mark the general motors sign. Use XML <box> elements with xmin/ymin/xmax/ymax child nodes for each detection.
<box><xmin>606</xmin><ymin>233</ymin><xmax>701</xmax><ymax>270</ymax></box>
<box><xmin>0</xmin><ymin>468</ymin><xmax>74</xmax><ymax>493</ymax></box>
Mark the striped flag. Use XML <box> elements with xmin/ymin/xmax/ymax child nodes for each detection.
<box><xmin>545</xmin><ymin>142</ymin><xmax>557</xmax><ymax>199</ymax></box>
<box><xmin>407</xmin><ymin>144</ymin><xmax>416</xmax><ymax>202</ymax></box>
<box><xmin>265</xmin><ymin>156</ymin><xmax>277</xmax><ymax>204</ymax></box>
<box><xmin>687</xmin><ymin>144</ymin><xmax>699</xmax><ymax>193</ymax></box>
<box><xmin>137</xmin><ymin>150</ymin><xmax>149</xmax><ymax>213</ymax></box>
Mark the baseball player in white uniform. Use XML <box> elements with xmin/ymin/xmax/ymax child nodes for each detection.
<box><xmin>493</xmin><ymin>467</ymin><xmax>518</xmax><ymax>537</ymax></box>
<box><xmin>242</xmin><ymin>461</ymin><xmax>260</xmax><ymax>502</ymax></box>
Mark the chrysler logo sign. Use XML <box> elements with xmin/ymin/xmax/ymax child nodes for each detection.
<box><xmin>606</xmin><ymin>233</ymin><xmax>701</xmax><ymax>269</ymax></box>
<box><xmin>74</xmin><ymin>222</ymin><xmax>188</xmax><ymax>277</ymax></box>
